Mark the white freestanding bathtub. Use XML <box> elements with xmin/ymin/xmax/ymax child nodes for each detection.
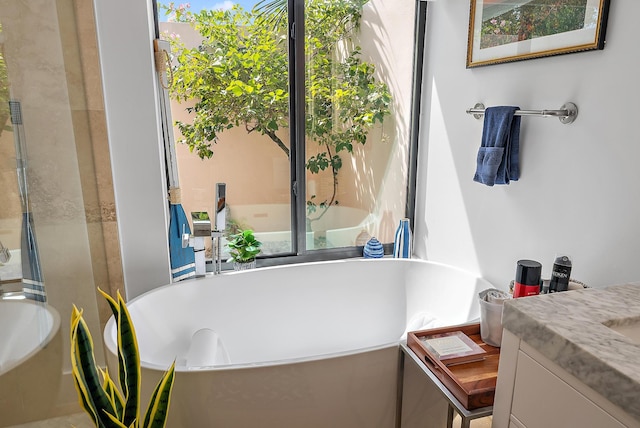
<box><xmin>0</xmin><ymin>300</ymin><xmax>62</xmax><ymax>427</ymax></box>
<box><xmin>104</xmin><ymin>258</ymin><xmax>494</xmax><ymax>427</ymax></box>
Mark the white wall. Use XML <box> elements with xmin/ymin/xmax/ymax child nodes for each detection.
<box><xmin>415</xmin><ymin>1</ymin><xmax>639</xmax><ymax>290</ymax></box>
<box><xmin>93</xmin><ymin>0</ymin><xmax>171</xmax><ymax>299</ymax></box>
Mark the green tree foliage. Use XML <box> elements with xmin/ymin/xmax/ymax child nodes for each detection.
<box><xmin>166</xmin><ymin>4</ymin><xmax>290</xmax><ymax>159</ymax></box>
<box><xmin>163</xmin><ymin>1</ymin><xmax>391</xmax><ymax>219</ymax></box>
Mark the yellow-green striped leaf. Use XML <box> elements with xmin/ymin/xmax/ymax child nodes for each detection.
<box><xmin>101</xmin><ymin>368</ymin><xmax>125</xmax><ymax>421</ymax></box>
<box><xmin>99</xmin><ymin>289</ymin><xmax>133</xmax><ymax>423</ymax></box>
<box><xmin>102</xmin><ymin>409</ymin><xmax>129</xmax><ymax>428</ymax></box>
<box><xmin>117</xmin><ymin>292</ymin><xmax>141</xmax><ymax>427</ymax></box>
<box><xmin>70</xmin><ymin>306</ymin><xmax>118</xmax><ymax>427</ymax></box>
<box><xmin>98</xmin><ymin>289</ymin><xmax>128</xmax><ymax>399</ymax></box>
<box><xmin>71</xmin><ymin>368</ymin><xmax>100</xmax><ymax>426</ymax></box>
<box><xmin>71</xmin><ymin>290</ymin><xmax>175</xmax><ymax>428</ymax></box>
<box><xmin>142</xmin><ymin>361</ymin><xmax>176</xmax><ymax>428</ymax></box>
<box><xmin>98</xmin><ymin>288</ymin><xmax>119</xmax><ymax>317</ymax></box>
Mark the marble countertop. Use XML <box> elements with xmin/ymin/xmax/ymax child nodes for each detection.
<box><xmin>502</xmin><ymin>282</ymin><xmax>640</xmax><ymax>422</ymax></box>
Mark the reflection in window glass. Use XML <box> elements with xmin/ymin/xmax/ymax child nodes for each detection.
<box><xmin>304</xmin><ymin>0</ymin><xmax>415</xmax><ymax>249</ymax></box>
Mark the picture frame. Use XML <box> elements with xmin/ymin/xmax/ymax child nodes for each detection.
<box><xmin>466</xmin><ymin>0</ymin><xmax>610</xmax><ymax>68</ymax></box>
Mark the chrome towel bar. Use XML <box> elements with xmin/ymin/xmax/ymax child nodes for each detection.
<box><xmin>466</xmin><ymin>102</ymin><xmax>578</xmax><ymax>124</ymax></box>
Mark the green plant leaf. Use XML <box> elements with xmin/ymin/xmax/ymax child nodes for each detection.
<box><xmin>98</xmin><ymin>289</ymin><xmax>128</xmax><ymax>419</ymax></box>
<box><xmin>72</xmin><ymin>371</ymin><xmax>101</xmax><ymax>426</ymax></box>
<box><xmin>70</xmin><ymin>306</ymin><xmax>119</xmax><ymax>428</ymax></box>
<box><xmin>142</xmin><ymin>361</ymin><xmax>176</xmax><ymax>428</ymax></box>
<box><xmin>116</xmin><ymin>293</ymin><xmax>141</xmax><ymax>427</ymax></box>
<box><xmin>101</xmin><ymin>368</ymin><xmax>125</xmax><ymax>421</ymax></box>
<box><xmin>72</xmin><ymin>290</ymin><xmax>176</xmax><ymax>428</ymax></box>
<box><xmin>98</xmin><ymin>288</ymin><xmax>119</xmax><ymax>317</ymax></box>
<box><xmin>102</xmin><ymin>411</ymin><xmax>129</xmax><ymax>428</ymax></box>
<box><xmin>226</xmin><ymin>229</ymin><xmax>262</xmax><ymax>262</ymax></box>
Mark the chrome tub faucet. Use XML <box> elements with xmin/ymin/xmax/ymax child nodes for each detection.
<box><xmin>182</xmin><ymin>183</ymin><xmax>227</xmax><ymax>276</ymax></box>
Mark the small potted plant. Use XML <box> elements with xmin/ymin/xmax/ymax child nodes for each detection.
<box><xmin>70</xmin><ymin>289</ymin><xmax>175</xmax><ymax>428</ymax></box>
<box><xmin>226</xmin><ymin>229</ymin><xmax>262</xmax><ymax>270</ymax></box>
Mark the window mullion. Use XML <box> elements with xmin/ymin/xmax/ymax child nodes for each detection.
<box><xmin>406</xmin><ymin>0</ymin><xmax>429</xmax><ymax>226</ymax></box>
<box><xmin>288</xmin><ymin>0</ymin><xmax>307</xmax><ymax>255</ymax></box>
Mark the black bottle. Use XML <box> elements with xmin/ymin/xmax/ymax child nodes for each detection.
<box><xmin>549</xmin><ymin>255</ymin><xmax>572</xmax><ymax>293</ymax></box>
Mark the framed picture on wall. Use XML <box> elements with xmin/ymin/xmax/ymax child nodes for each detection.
<box><xmin>466</xmin><ymin>0</ymin><xmax>610</xmax><ymax>68</ymax></box>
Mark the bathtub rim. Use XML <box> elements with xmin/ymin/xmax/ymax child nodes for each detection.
<box><xmin>104</xmin><ymin>257</ymin><xmax>488</xmax><ymax>372</ymax></box>
<box><xmin>0</xmin><ymin>300</ymin><xmax>61</xmax><ymax>376</ymax></box>
<box><xmin>109</xmin><ymin>340</ymin><xmax>403</xmax><ymax>373</ymax></box>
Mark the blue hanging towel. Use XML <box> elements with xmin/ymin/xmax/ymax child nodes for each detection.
<box><xmin>21</xmin><ymin>212</ymin><xmax>46</xmax><ymax>302</ymax></box>
<box><xmin>169</xmin><ymin>203</ymin><xmax>196</xmax><ymax>281</ymax></box>
<box><xmin>473</xmin><ymin>106</ymin><xmax>521</xmax><ymax>186</ymax></box>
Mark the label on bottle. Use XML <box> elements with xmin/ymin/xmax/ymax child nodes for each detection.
<box><xmin>513</xmin><ymin>281</ymin><xmax>540</xmax><ymax>298</ymax></box>
<box><xmin>549</xmin><ymin>258</ymin><xmax>572</xmax><ymax>292</ymax></box>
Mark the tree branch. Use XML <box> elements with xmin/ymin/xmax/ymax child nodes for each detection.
<box><xmin>308</xmin><ymin>142</ymin><xmax>338</xmax><ymax>224</ymax></box>
<box><xmin>263</xmin><ymin>128</ymin><xmax>290</xmax><ymax>158</ymax></box>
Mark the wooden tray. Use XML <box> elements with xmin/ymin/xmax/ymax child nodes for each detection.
<box><xmin>406</xmin><ymin>323</ymin><xmax>500</xmax><ymax>410</ymax></box>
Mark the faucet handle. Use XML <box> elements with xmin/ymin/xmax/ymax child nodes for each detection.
<box><xmin>181</xmin><ymin>224</ymin><xmax>192</xmax><ymax>249</ymax></box>
<box><xmin>191</xmin><ymin>212</ymin><xmax>212</xmax><ymax>237</ymax></box>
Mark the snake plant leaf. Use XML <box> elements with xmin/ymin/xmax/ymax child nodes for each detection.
<box><xmin>70</xmin><ymin>305</ymin><xmax>118</xmax><ymax>427</ymax></box>
<box><xmin>70</xmin><ymin>307</ymin><xmax>101</xmax><ymax>426</ymax></box>
<box><xmin>98</xmin><ymin>288</ymin><xmax>128</xmax><ymax>397</ymax></box>
<box><xmin>98</xmin><ymin>287</ymin><xmax>119</xmax><ymax>317</ymax></box>
<box><xmin>70</xmin><ymin>304</ymin><xmax>82</xmax><ymax>343</ymax></box>
<box><xmin>99</xmin><ymin>289</ymin><xmax>128</xmax><ymax>402</ymax></box>
<box><xmin>72</xmin><ymin>369</ymin><xmax>100</xmax><ymax>427</ymax></box>
<box><xmin>102</xmin><ymin>409</ymin><xmax>129</xmax><ymax>428</ymax></box>
<box><xmin>101</xmin><ymin>367</ymin><xmax>125</xmax><ymax>420</ymax></box>
<box><xmin>116</xmin><ymin>292</ymin><xmax>141</xmax><ymax>427</ymax></box>
<box><xmin>72</xmin><ymin>290</ymin><xmax>175</xmax><ymax>428</ymax></box>
<box><xmin>142</xmin><ymin>361</ymin><xmax>176</xmax><ymax>428</ymax></box>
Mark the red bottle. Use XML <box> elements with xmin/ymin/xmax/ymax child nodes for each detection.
<box><xmin>513</xmin><ymin>259</ymin><xmax>542</xmax><ymax>298</ymax></box>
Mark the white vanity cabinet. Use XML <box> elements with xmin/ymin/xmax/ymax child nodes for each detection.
<box><xmin>493</xmin><ymin>330</ymin><xmax>640</xmax><ymax>428</ymax></box>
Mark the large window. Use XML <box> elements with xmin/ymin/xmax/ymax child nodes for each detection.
<box><xmin>159</xmin><ymin>0</ymin><xmax>424</xmax><ymax>265</ymax></box>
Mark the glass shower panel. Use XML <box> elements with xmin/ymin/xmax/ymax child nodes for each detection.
<box><xmin>0</xmin><ymin>0</ymin><xmax>114</xmax><ymax>425</ymax></box>
<box><xmin>303</xmin><ymin>0</ymin><xmax>417</xmax><ymax>249</ymax></box>
<box><xmin>0</xmin><ymin>23</ymin><xmax>21</xmax><ymax>292</ymax></box>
